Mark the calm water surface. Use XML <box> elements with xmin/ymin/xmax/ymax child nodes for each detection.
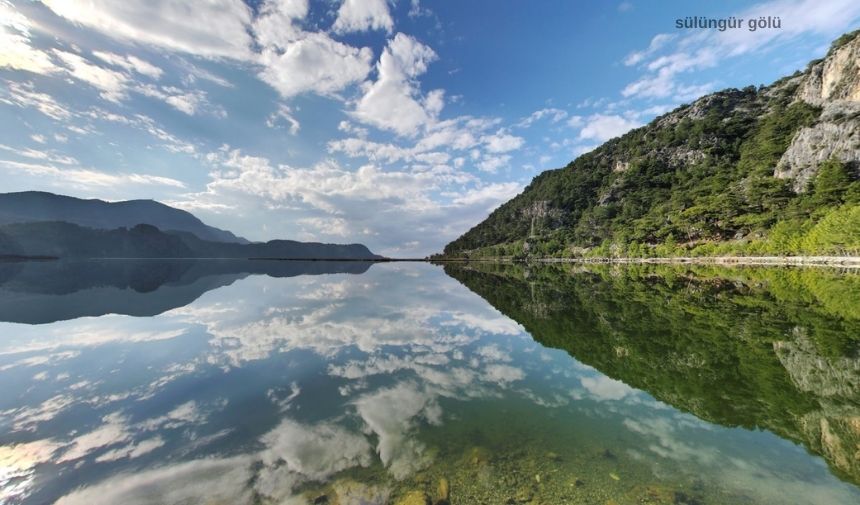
<box><xmin>0</xmin><ymin>260</ymin><xmax>858</xmax><ymax>504</ymax></box>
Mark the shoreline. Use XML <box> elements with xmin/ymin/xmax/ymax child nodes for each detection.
<box><xmin>431</xmin><ymin>256</ymin><xmax>860</xmax><ymax>268</ymax></box>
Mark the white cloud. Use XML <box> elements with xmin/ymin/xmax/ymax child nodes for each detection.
<box><xmin>0</xmin><ymin>1</ymin><xmax>59</xmax><ymax>75</ymax></box>
<box><xmin>41</xmin><ymin>0</ymin><xmax>254</xmax><ymax>59</ymax></box>
<box><xmin>266</xmin><ymin>104</ymin><xmax>300</xmax><ymax>135</ymax></box>
<box><xmin>258</xmin><ymin>32</ymin><xmax>373</xmax><ymax>98</ymax></box>
<box><xmin>450</xmin><ymin>182</ymin><xmax>521</xmax><ymax>206</ymax></box>
<box><xmin>179</xmin><ymin>59</ymin><xmax>233</xmax><ymax>88</ymax></box>
<box><xmin>332</xmin><ymin>0</ymin><xmax>394</xmax><ymax>34</ymax></box>
<box><xmin>0</xmin><ymin>159</ymin><xmax>186</xmax><ymax>190</ymax></box>
<box><xmin>0</xmin><ymin>143</ymin><xmax>77</xmax><ymax>165</ymax></box>
<box><xmin>517</xmin><ymin>107</ymin><xmax>568</xmax><ymax>128</ymax></box>
<box><xmin>352</xmin><ymin>33</ymin><xmax>442</xmax><ymax>136</ymax></box>
<box><xmin>297</xmin><ymin>217</ymin><xmax>350</xmax><ymax>237</ymax></box>
<box><xmin>52</xmin><ymin>50</ymin><xmax>129</xmax><ymax>102</ymax></box>
<box><xmin>577</xmin><ymin>114</ymin><xmax>640</xmax><ymax>142</ymax></box>
<box><xmin>477</xmin><ymin>154</ymin><xmax>511</xmax><ymax>173</ymax></box>
<box><xmin>1</xmin><ymin>81</ymin><xmax>71</xmax><ymax>120</ymax></box>
<box><xmin>135</xmin><ymin>84</ymin><xmax>221</xmax><ymax>116</ymax></box>
<box><xmin>92</xmin><ymin>51</ymin><xmax>163</xmax><ymax>79</ymax></box>
<box><xmin>623</xmin><ymin>33</ymin><xmax>674</xmax><ymax>66</ymax></box>
<box><xmin>174</xmin><ymin>145</ymin><xmax>518</xmax><ymax>255</ymax></box>
<box><xmin>482</xmin><ymin>130</ymin><xmax>525</xmax><ymax>153</ymax></box>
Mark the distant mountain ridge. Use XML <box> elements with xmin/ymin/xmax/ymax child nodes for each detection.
<box><xmin>0</xmin><ymin>191</ymin><xmax>383</xmax><ymax>260</ymax></box>
<box><xmin>0</xmin><ymin>191</ymin><xmax>248</xmax><ymax>244</ymax></box>
<box><xmin>443</xmin><ymin>30</ymin><xmax>860</xmax><ymax>258</ymax></box>
<box><xmin>0</xmin><ymin>221</ymin><xmax>382</xmax><ymax>260</ymax></box>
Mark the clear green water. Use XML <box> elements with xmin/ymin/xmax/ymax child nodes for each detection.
<box><xmin>0</xmin><ymin>260</ymin><xmax>858</xmax><ymax>504</ymax></box>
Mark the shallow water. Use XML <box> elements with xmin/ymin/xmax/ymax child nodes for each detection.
<box><xmin>0</xmin><ymin>260</ymin><xmax>858</xmax><ymax>504</ymax></box>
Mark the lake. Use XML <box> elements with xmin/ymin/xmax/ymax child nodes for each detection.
<box><xmin>1</xmin><ymin>260</ymin><xmax>858</xmax><ymax>505</ymax></box>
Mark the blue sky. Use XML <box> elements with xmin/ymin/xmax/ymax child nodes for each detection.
<box><xmin>1</xmin><ymin>0</ymin><xmax>858</xmax><ymax>256</ymax></box>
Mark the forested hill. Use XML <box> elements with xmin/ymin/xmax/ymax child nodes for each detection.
<box><xmin>443</xmin><ymin>30</ymin><xmax>860</xmax><ymax>259</ymax></box>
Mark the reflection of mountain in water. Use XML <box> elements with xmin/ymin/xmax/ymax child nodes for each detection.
<box><xmin>443</xmin><ymin>262</ymin><xmax>860</xmax><ymax>485</ymax></box>
<box><xmin>0</xmin><ymin>259</ymin><xmax>373</xmax><ymax>324</ymax></box>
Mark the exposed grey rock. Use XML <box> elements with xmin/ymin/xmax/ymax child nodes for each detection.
<box><xmin>773</xmin><ymin>103</ymin><xmax>860</xmax><ymax>192</ymax></box>
<box><xmin>774</xmin><ymin>33</ymin><xmax>860</xmax><ymax>191</ymax></box>
<box><xmin>796</xmin><ymin>36</ymin><xmax>860</xmax><ymax>106</ymax></box>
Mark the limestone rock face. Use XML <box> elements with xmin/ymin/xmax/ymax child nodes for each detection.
<box><xmin>774</xmin><ymin>102</ymin><xmax>860</xmax><ymax>192</ymax></box>
<box><xmin>797</xmin><ymin>36</ymin><xmax>860</xmax><ymax>105</ymax></box>
<box><xmin>775</xmin><ymin>34</ymin><xmax>860</xmax><ymax>191</ymax></box>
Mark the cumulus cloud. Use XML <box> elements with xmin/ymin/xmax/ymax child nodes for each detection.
<box><xmin>352</xmin><ymin>33</ymin><xmax>442</xmax><ymax>136</ymax></box>
<box><xmin>576</xmin><ymin>114</ymin><xmax>640</xmax><ymax>142</ymax></box>
<box><xmin>333</xmin><ymin>0</ymin><xmax>394</xmax><ymax>34</ymax></box>
<box><xmin>181</xmin><ymin>135</ymin><xmax>519</xmax><ymax>254</ymax></box>
<box><xmin>482</xmin><ymin>130</ymin><xmax>525</xmax><ymax>153</ymax></box>
<box><xmin>258</xmin><ymin>32</ymin><xmax>373</xmax><ymax>98</ymax></box>
<box><xmin>477</xmin><ymin>154</ymin><xmax>511</xmax><ymax>173</ymax></box>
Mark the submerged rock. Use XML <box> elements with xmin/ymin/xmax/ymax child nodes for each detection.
<box><xmin>394</xmin><ymin>490</ymin><xmax>430</xmax><ymax>505</ymax></box>
<box><xmin>330</xmin><ymin>480</ymin><xmax>390</xmax><ymax>505</ymax></box>
<box><xmin>437</xmin><ymin>477</ymin><xmax>450</xmax><ymax>501</ymax></box>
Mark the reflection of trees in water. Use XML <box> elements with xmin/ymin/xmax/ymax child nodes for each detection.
<box><xmin>444</xmin><ymin>262</ymin><xmax>860</xmax><ymax>485</ymax></box>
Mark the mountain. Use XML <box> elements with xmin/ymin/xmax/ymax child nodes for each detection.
<box><xmin>0</xmin><ymin>221</ymin><xmax>382</xmax><ymax>259</ymax></box>
<box><xmin>443</xmin><ymin>31</ymin><xmax>860</xmax><ymax>258</ymax></box>
<box><xmin>0</xmin><ymin>191</ymin><xmax>248</xmax><ymax>244</ymax></box>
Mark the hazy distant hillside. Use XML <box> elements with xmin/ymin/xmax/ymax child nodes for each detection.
<box><xmin>0</xmin><ymin>221</ymin><xmax>382</xmax><ymax>260</ymax></box>
<box><xmin>0</xmin><ymin>191</ymin><xmax>248</xmax><ymax>244</ymax></box>
<box><xmin>443</xmin><ymin>30</ymin><xmax>860</xmax><ymax>258</ymax></box>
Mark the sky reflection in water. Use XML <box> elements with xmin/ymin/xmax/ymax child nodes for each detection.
<box><xmin>0</xmin><ymin>261</ymin><xmax>858</xmax><ymax>505</ymax></box>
